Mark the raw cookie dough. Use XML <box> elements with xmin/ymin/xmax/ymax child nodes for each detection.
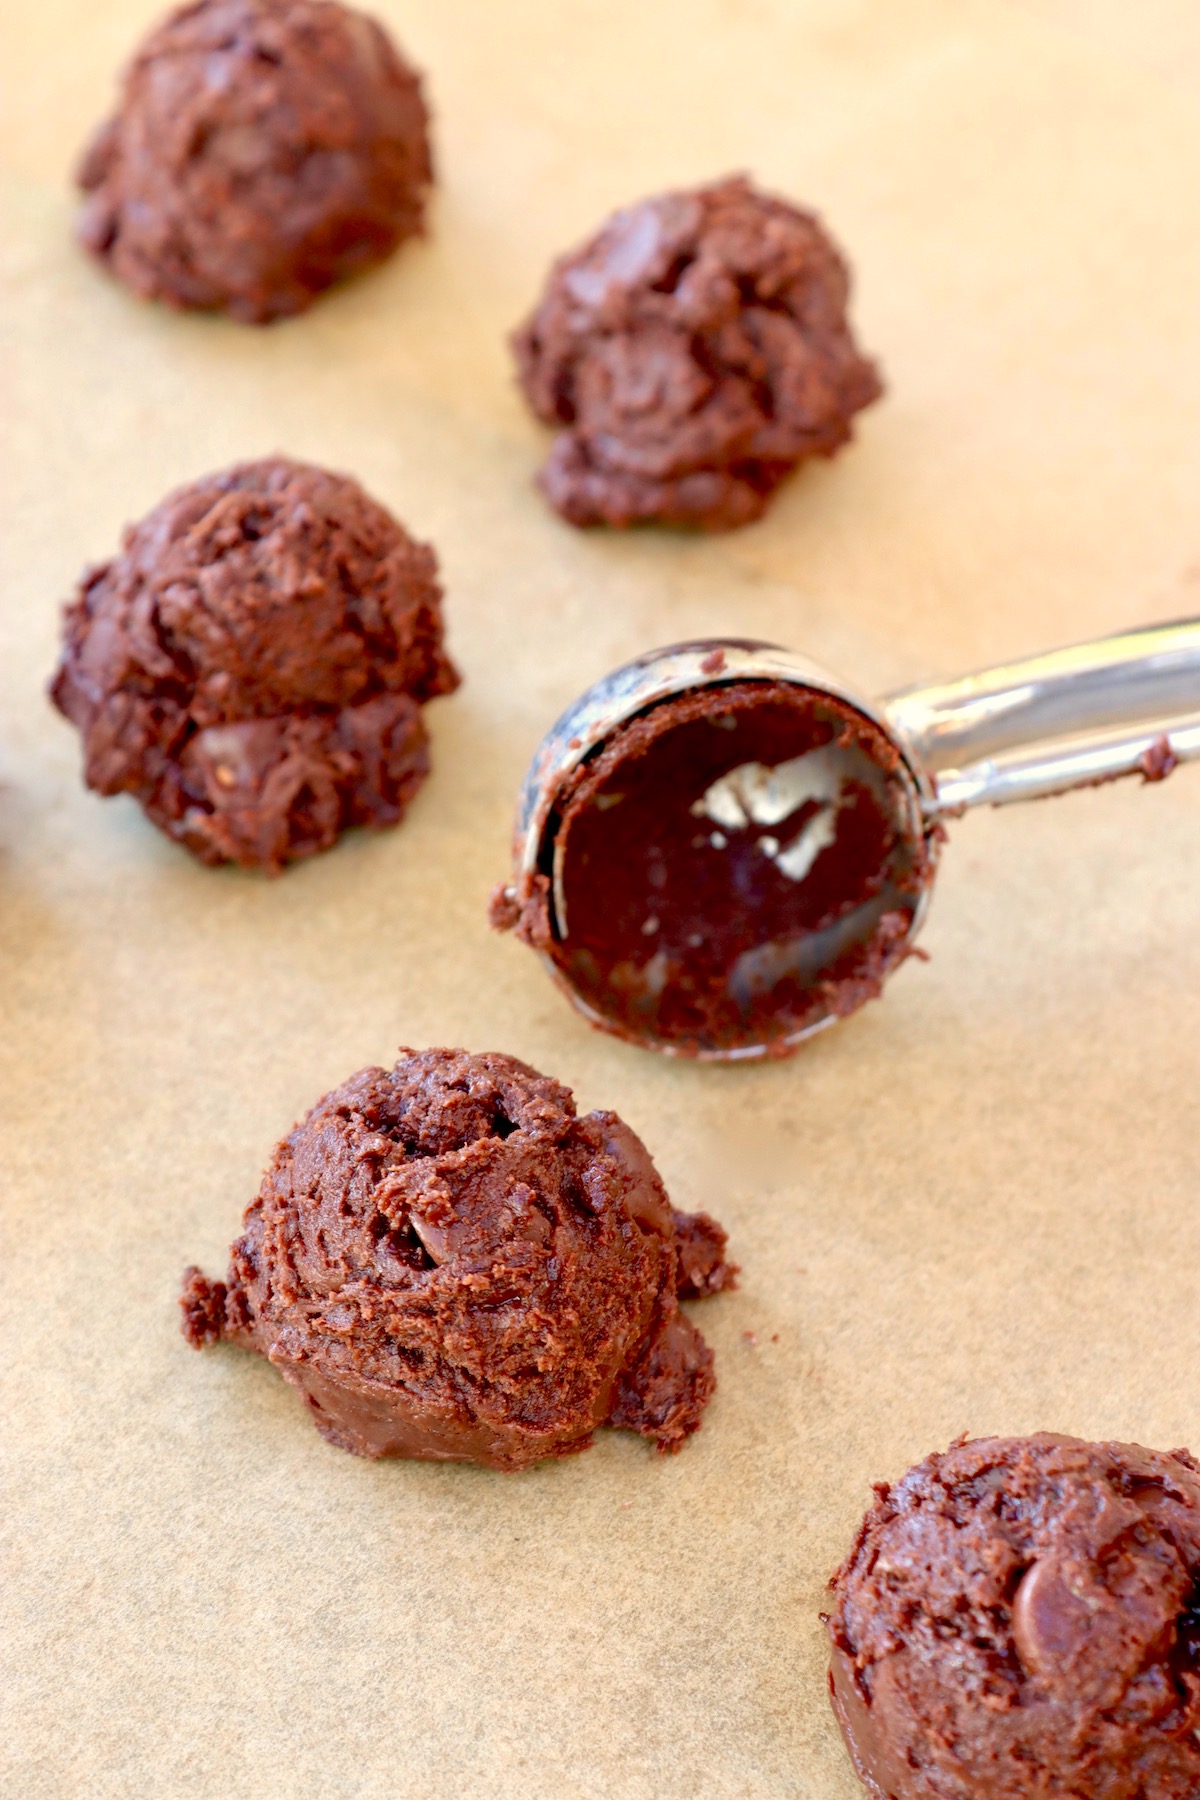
<box><xmin>76</xmin><ymin>0</ymin><xmax>432</xmax><ymax>323</ymax></box>
<box><xmin>51</xmin><ymin>456</ymin><xmax>458</xmax><ymax>872</ymax></box>
<box><xmin>513</xmin><ymin>174</ymin><xmax>882</xmax><ymax>529</ymax></box>
<box><xmin>826</xmin><ymin>1434</ymin><xmax>1200</xmax><ymax>1799</ymax></box>
<box><xmin>181</xmin><ymin>1048</ymin><xmax>736</xmax><ymax>1469</ymax></box>
<box><xmin>492</xmin><ymin>680</ymin><xmax>931</xmax><ymax>1056</ymax></box>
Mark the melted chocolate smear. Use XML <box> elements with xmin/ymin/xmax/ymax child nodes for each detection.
<box><xmin>550</xmin><ymin>682</ymin><xmax>928</xmax><ymax>1054</ymax></box>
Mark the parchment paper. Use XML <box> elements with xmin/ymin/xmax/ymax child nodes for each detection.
<box><xmin>2</xmin><ymin>3</ymin><xmax>1199</xmax><ymax>1795</ymax></box>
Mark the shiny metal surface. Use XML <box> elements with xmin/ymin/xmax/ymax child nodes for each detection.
<box><xmin>505</xmin><ymin>618</ymin><xmax>1200</xmax><ymax>1058</ymax></box>
<box><xmin>510</xmin><ymin>637</ymin><xmax>935</xmax><ymax>879</ymax></box>
<box><xmin>930</xmin><ymin>711</ymin><xmax>1200</xmax><ymax>812</ymax></box>
<box><xmin>884</xmin><ymin>617</ymin><xmax>1200</xmax><ymax>809</ymax></box>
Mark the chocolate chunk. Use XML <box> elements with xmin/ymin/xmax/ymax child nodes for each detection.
<box><xmin>1010</xmin><ymin>1557</ymin><xmax>1097</xmax><ymax>1680</ymax></box>
<box><xmin>513</xmin><ymin>175</ymin><xmax>882</xmax><ymax>529</ymax></box>
<box><xmin>76</xmin><ymin>0</ymin><xmax>432</xmax><ymax>323</ymax></box>
<box><xmin>50</xmin><ymin>456</ymin><xmax>458</xmax><ymax>871</ymax></box>
<box><xmin>494</xmin><ymin>680</ymin><xmax>930</xmax><ymax>1056</ymax></box>
<box><xmin>181</xmin><ymin>1048</ymin><xmax>736</xmax><ymax>1470</ymax></box>
<box><xmin>826</xmin><ymin>1434</ymin><xmax>1200</xmax><ymax>1798</ymax></box>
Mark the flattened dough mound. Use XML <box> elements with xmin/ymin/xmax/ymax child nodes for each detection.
<box><xmin>182</xmin><ymin>1048</ymin><xmax>736</xmax><ymax>1470</ymax></box>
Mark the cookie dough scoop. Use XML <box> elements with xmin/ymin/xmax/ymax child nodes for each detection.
<box><xmin>181</xmin><ymin>1049</ymin><xmax>736</xmax><ymax>1470</ymax></box>
<box><xmin>491</xmin><ymin>619</ymin><xmax>1200</xmax><ymax>1058</ymax></box>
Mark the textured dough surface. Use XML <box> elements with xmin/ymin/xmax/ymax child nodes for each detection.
<box><xmin>51</xmin><ymin>456</ymin><xmax>458</xmax><ymax>871</ymax></box>
<box><xmin>827</xmin><ymin>1434</ymin><xmax>1200</xmax><ymax>1799</ymax></box>
<box><xmin>182</xmin><ymin>1048</ymin><xmax>736</xmax><ymax>1470</ymax></box>
<box><xmin>514</xmin><ymin>174</ymin><xmax>881</xmax><ymax>529</ymax></box>
<box><xmin>76</xmin><ymin>0</ymin><xmax>432</xmax><ymax>322</ymax></box>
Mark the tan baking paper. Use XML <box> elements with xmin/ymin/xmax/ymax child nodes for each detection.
<box><xmin>2</xmin><ymin>2</ymin><xmax>1199</xmax><ymax>1794</ymax></box>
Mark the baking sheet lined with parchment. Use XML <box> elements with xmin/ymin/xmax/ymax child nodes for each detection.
<box><xmin>2</xmin><ymin>3</ymin><xmax>1199</xmax><ymax>1794</ymax></box>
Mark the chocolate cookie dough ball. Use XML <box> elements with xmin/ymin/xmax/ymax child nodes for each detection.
<box><xmin>50</xmin><ymin>457</ymin><xmax>458</xmax><ymax>872</ymax></box>
<box><xmin>76</xmin><ymin>0</ymin><xmax>432</xmax><ymax>323</ymax></box>
<box><xmin>513</xmin><ymin>175</ymin><xmax>882</xmax><ymax>530</ymax></box>
<box><xmin>827</xmin><ymin>1434</ymin><xmax>1200</xmax><ymax>1799</ymax></box>
<box><xmin>181</xmin><ymin>1049</ymin><xmax>736</xmax><ymax>1469</ymax></box>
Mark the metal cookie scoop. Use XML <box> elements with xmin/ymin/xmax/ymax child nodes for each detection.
<box><xmin>492</xmin><ymin>619</ymin><xmax>1200</xmax><ymax>1060</ymax></box>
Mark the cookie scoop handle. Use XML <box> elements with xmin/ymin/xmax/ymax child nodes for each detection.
<box><xmin>882</xmin><ymin>617</ymin><xmax>1200</xmax><ymax>813</ymax></box>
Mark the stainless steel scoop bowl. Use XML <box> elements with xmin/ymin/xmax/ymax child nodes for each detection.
<box><xmin>498</xmin><ymin>618</ymin><xmax>1200</xmax><ymax>1060</ymax></box>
